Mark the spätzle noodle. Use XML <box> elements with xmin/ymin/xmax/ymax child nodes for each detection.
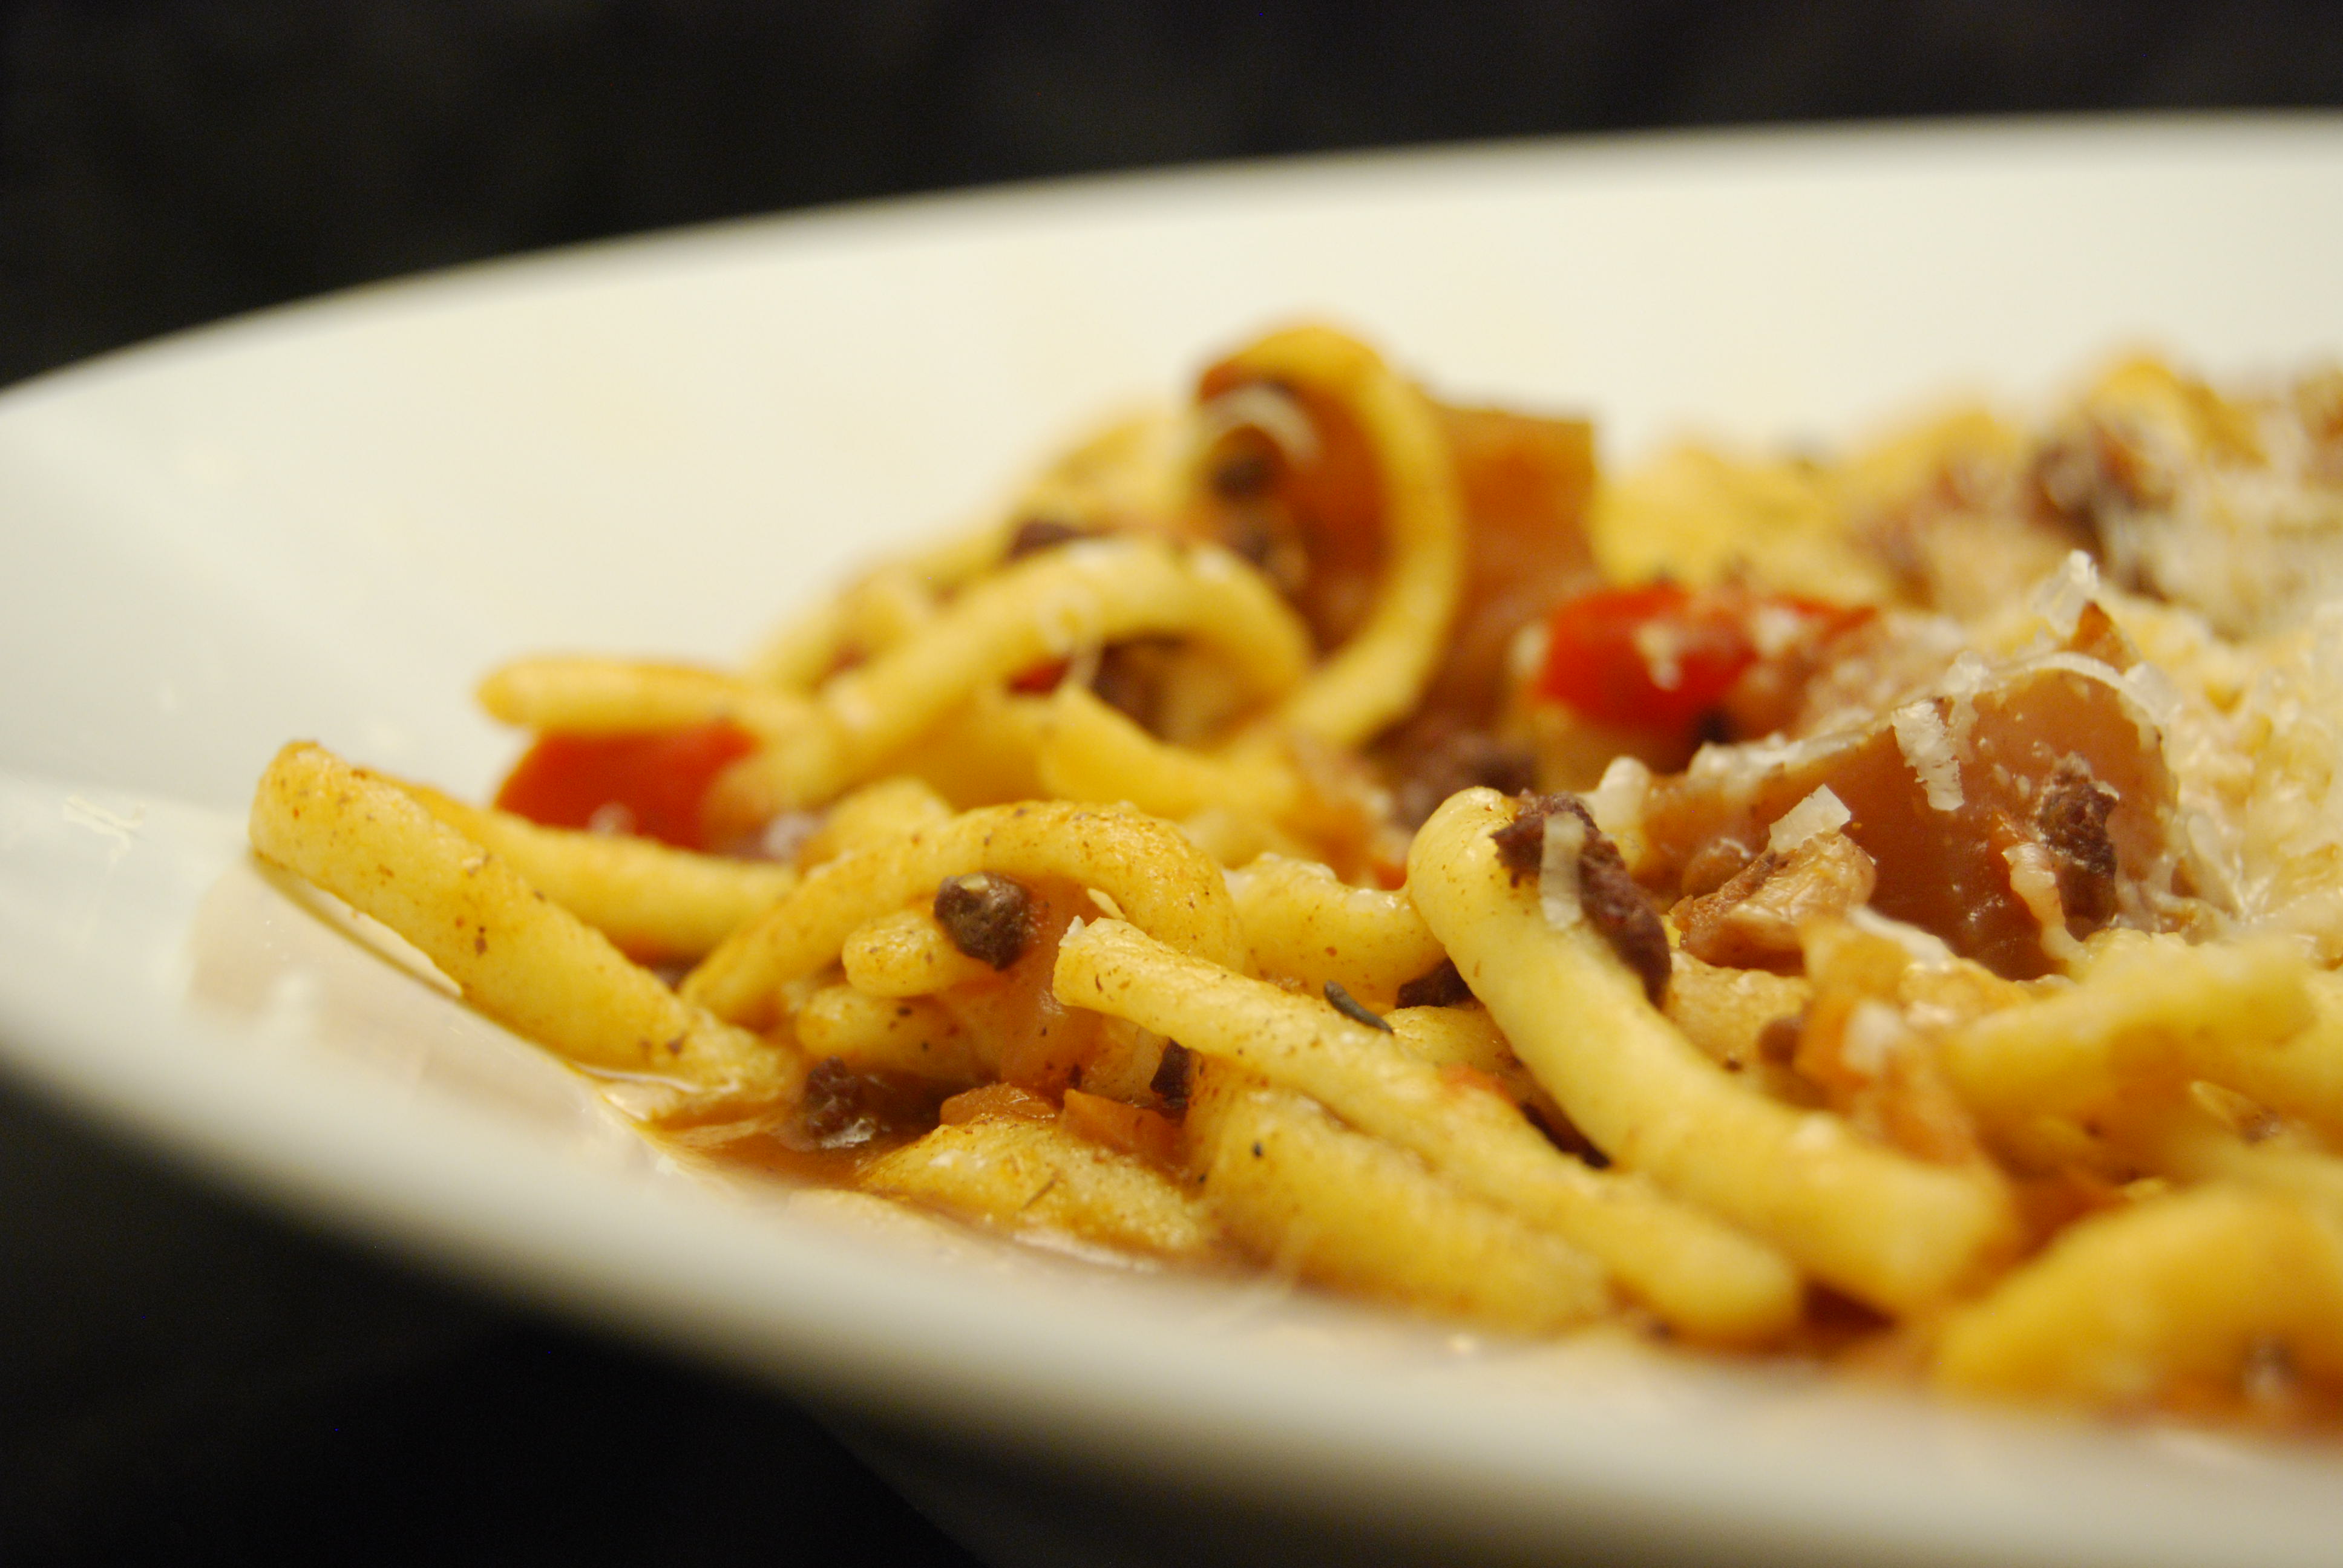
<box><xmin>251</xmin><ymin>743</ymin><xmax>798</xmax><ymax>1123</ymax></box>
<box><xmin>1055</xmin><ymin>916</ymin><xmax>1801</xmax><ymax>1341</ymax></box>
<box><xmin>250</xmin><ymin>322</ymin><xmax>2343</xmax><ymax>1428</ymax></box>
<box><xmin>392</xmin><ymin>778</ymin><xmax>797</xmax><ymax>962</ymax></box>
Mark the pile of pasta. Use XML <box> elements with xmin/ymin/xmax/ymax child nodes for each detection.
<box><xmin>251</xmin><ymin>324</ymin><xmax>2343</xmax><ymax>1423</ymax></box>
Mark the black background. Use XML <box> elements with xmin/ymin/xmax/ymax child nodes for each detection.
<box><xmin>4</xmin><ymin>3</ymin><xmax>2339</xmax><ymax>1562</ymax></box>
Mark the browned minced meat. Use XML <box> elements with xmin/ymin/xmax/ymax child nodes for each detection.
<box><xmin>798</xmin><ymin>1057</ymin><xmax>863</xmax><ymax>1142</ymax></box>
<box><xmin>1396</xmin><ymin>957</ymin><xmax>1473</xmax><ymax>1009</ymax></box>
<box><xmin>1149</xmin><ymin>1040</ymin><xmax>1193</xmax><ymax>1116</ymax></box>
<box><xmin>1209</xmin><ymin>447</ymin><xmax>1276</xmax><ymax>499</ymax></box>
<box><xmin>1676</xmin><ymin>830</ymin><xmax>1879</xmax><ymax>972</ymax></box>
<box><xmin>1676</xmin><ymin>848</ymin><xmax>1781</xmax><ymax>964</ymax></box>
<box><xmin>1490</xmin><ymin>796</ymin><xmax>1552</xmax><ymax>885</ymax></box>
<box><xmin>1678</xmin><ymin>835</ymin><xmax>1761</xmax><ymax>899</ymax></box>
<box><xmin>1089</xmin><ymin>638</ymin><xmax>1182</xmax><ymax>733</ymax></box>
<box><xmin>1004</xmin><ymin>517</ymin><xmax>1091</xmax><ymax>561</ymax></box>
<box><xmin>795</xmin><ymin>1057</ymin><xmax>945</xmax><ymax>1151</ymax></box>
<box><xmin>1578</xmin><ymin>834</ymin><xmax>1674</xmax><ymax>1009</ymax></box>
<box><xmin>2037</xmin><ymin>759</ymin><xmax>2120</xmax><ymax>934</ymax></box>
<box><xmin>1756</xmin><ymin>1013</ymin><xmax>1805</xmax><ymax>1064</ymax></box>
<box><xmin>1492</xmin><ymin>794</ymin><xmax>1671</xmax><ymax>1007</ymax></box>
<box><xmin>1193</xmin><ymin>424</ymin><xmax>1314</xmax><ymax>601</ymax></box>
<box><xmin>934</xmin><ymin>872</ymin><xmax>1036</xmax><ymax>969</ymax></box>
<box><xmin>1389</xmin><ymin>724</ymin><xmax>1538</xmax><ymax>828</ymax></box>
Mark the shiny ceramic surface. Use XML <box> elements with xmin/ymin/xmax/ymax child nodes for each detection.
<box><xmin>4</xmin><ymin>116</ymin><xmax>2342</xmax><ymax>1568</ymax></box>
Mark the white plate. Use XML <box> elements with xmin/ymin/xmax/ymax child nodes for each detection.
<box><xmin>5</xmin><ymin>116</ymin><xmax>2342</xmax><ymax>1568</ymax></box>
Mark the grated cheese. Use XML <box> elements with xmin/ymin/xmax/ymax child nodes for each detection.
<box><xmin>1767</xmin><ymin>785</ymin><xmax>1853</xmax><ymax>855</ymax></box>
<box><xmin>1891</xmin><ymin>701</ymin><xmax>1965</xmax><ymax>812</ymax></box>
<box><xmin>1539</xmin><ymin>808</ymin><xmax>1588</xmax><ymax>930</ymax></box>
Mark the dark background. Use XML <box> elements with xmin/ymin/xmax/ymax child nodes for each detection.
<box><xmin>4</xmin><ymin>3</ymin><xmax>2338</xmax><ymax>1562</ymax></box>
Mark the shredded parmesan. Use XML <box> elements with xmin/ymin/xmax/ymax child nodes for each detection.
<box><xmin>1767</xmin><ymin>785</ymin><xmax>1852</xmax><ymax>855</ymax></box>
<box><xmin>1585</xmin><ymin>754</ymin><xmax>1654</xmax><ymax>867</ymax></box>
<box><xmin>2004</xmin><ymin>839</ymin><xmax>2086</xmax><ymax>964</ymax></box>
<box><xmin>1939</xmin><ymin>650</ymin><xmax>1992</xmax><ymax>754</ymax></box>
<box><xmin>1748</xmin><ymin>602</ymin><xmax>1811</xmax><ymax>658</ymax></box>
<box><xmin>2116</xmin><ymin>658</ymin><xmax>2184</xmax><ymax>731</ymax></box>
<box><xmin>1195</xmin><ymin>382</ymin><xmax>1320</xmax><ymax>465</ymax></box>
<box><xmin>2031</xmin><ymin>549</ymin><xmax>2104</xmax><ymax>638</ymax></box>
<box><xmin>1539</xmin><ymin>808</ymin><xmax>1588</xmax><ymax>930</ymax></box>
<box><xmin>1891</xmin><ymin>701</ymin><xmax>1965</xmax><ymax>812</ymax></box>
<box><xmin>1839</xmin><ymin>999</ymin><xmax>1910</xmax><ymax>1077</ymax></box>
<box><xmin>1632</xmin><ymin>619</ymin><xmax>1689</xmax><ymax>691</ymax></box>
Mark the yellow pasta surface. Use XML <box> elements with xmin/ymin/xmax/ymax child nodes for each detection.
<box><xmin>248</xmin><ymin>324</ymin><xmax>2343</xmax><ymax>1426</ymax></box>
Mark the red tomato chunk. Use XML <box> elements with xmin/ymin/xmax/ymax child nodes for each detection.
<box><xmin>494</xmin><ymin>720</ymin><xmax>756</xmax><ymax>852</ymax></box>
<box><xmin>1537</xmin><ymin>583</ymin><xmax>1867</xmax><ymax>740</ymax></box>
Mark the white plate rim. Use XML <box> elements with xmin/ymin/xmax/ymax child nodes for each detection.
<box><xmin>5</xmin><ymin>111</ymin><xmax>2343</xmax><ymax>1568</ymax></box>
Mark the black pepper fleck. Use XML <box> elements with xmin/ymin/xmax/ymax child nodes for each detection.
<box><xmin>1323</xmin><ymin>980</ymin><xmax>1394</xmax><ymax>1032</ymax></box>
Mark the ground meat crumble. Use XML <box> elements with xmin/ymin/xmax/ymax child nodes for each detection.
<box><xmin>1494</xmin><ymin>793</ymin><xmax>1673</xmax><ymax>1006</ymax></box>
<box><xmin>933</xmin><ymin>872</ymin><xmax>1037</xmax><ymax>969</ymax></box>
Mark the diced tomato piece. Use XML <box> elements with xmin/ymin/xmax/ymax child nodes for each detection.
<box><xmin>493</xmin><ymin>720</ymin><xmax>756</xmax><ymax>852</ymax></box>
<box><xmin>1538</xmin><ymin>583</ymin><xmax>1755</xmax><ymax>731</ymax></box>
<box><xmin>1535</xmin><ymin>583</ymin><xmax>1863</xmax><ymax>738</ymax></box>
